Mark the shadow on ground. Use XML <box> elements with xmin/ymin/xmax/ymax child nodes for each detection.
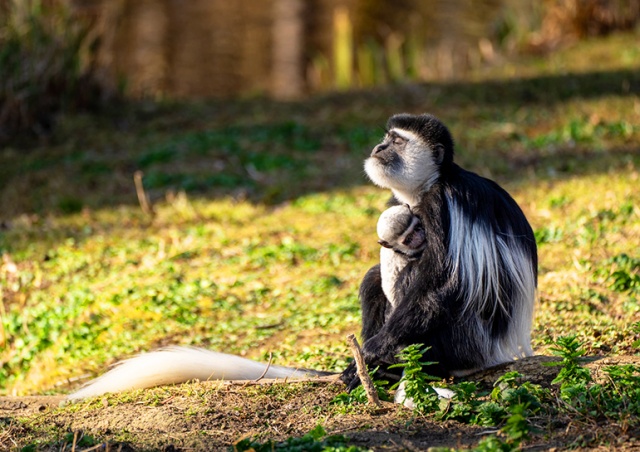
<box><xmin>0</xmin><ymin>68</ymin><xmax>638</xmax><ymax>220</ymax></box>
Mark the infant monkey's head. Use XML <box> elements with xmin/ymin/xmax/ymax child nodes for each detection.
<box><xmin>377</xmin><ymin>204</ymin><xmax>426</xmax><ymax>258</ymax></box>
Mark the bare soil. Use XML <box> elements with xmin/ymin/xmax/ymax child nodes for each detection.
<box><xmin>2</xmin><ymin>355</ymin><xmax>640</xmax><ymax>451</ymax></box>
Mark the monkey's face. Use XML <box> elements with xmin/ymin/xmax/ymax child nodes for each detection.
<box><xmin>400</xmin><ymin>219</ymin><xmax>426</xmax><ymax>252</ymax></box>
<box><xmin>364</xmin><ymin>128</ymin><xmax>441</xmax><ymax>205</ymax></box>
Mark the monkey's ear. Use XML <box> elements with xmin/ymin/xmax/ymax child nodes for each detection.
<box><xmin>378</xmin><ymin>239</ymin><xmax>393</xmax><ymax>249</ymax></box>
<box><xmin>433</xmin><ymin>144</ymin><xmax>445</xmax><ymax>165</ymax></box>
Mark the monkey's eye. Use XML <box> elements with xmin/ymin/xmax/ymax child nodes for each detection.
<box><xmin>392</xmin><ymin>136</ymin><xmax>406</xmax><ymax>146</ymax></box>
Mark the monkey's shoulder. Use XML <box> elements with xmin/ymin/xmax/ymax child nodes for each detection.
<box><xmin>450</xmin><ymin>165</ymin><xmax>527</xmax><ymax>205</ymax></box>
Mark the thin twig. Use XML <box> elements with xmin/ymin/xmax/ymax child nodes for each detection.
<box><xmin>134</xmin><ymin>170</ymin><xmax>155</xmax><ymax>217</ymax></box>
<box><xmin>219</xmin><ymin>374</ymin><xmax>340</xmax><ymax>386</ymax></box>
<box><xmin>71</xmin><ymin>430</ymin><xmax>79</xmax><ymax>452</ymax></box>
<box><xmin>81</xmin><ymin>444</ymin><xmax>109</xmax><ymax>452</ymax></box>
<box><xmin>253</xmin><ymin>353</ymin><xmax>273</xmax><ymax>383</ymax></box>
<box><xmin>255</xmin><ymin>321</ymin><xmax>285</xmax><ymax>330</ymax></box>
<box><xmin>346</xmin><ymin>333</ymin><xmax>381</xmax><ymax>407</ymax></box>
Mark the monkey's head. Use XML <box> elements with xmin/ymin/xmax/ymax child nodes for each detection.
<box><xmin>365</xmin><ymin>113</ymin><xmax>454</xmax><ymax>206</ymax></box>
<box><xmin>377</xmin><ymin>204</ymin><xmax>426</xmax><ymax>257</ymax></box>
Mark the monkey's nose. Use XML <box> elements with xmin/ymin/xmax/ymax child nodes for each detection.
<box><xmin>372</xmin><ymin>143</ymin><xmax>388</xmax><ymax>156</ymax></box>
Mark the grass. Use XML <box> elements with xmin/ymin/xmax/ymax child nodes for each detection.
<box><xmin>234</xmin><ymin>424</ymin><xmax>359</xmax><ymax>451</ymax></box>
<box><xmin>0</xmin><ymin>193</ymin><xmax>372</xmax><ymax>393</ymax></box>
<box><xmin>0</xmin><ymin>29</ymin><xmax>639</xmax><ymax>450</ymax></box>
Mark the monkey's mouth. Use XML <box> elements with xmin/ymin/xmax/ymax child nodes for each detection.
<box><xmin>369</xmin><ymin>154</ymin><xmax>402</xmax><ymax>177</ymax></box>
<box><xmin>364</xmin><ymin>155</ymin><xmax>402</xmax><ymax>190</ymax></box>
<box><xmin>372</xmin><ymin>151</ymin><xmax>394</xmax><ymax>165</ymax></box>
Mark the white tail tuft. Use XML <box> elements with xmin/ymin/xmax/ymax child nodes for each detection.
<box><xmin>67</xmin><ymin>346</ymin><xmax>323</xmax><ymax>401</ymax></box>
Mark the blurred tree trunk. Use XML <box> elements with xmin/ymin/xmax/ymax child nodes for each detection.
<box><xmin>165</xmin><ymin>0</ymin><xmax>231</xmax><ymax>98</ymax></box>
<box><xmin>271</xmin><ymin>0</ymin><xmax>305</xmax><ymax>99</ymax></box>
<box><xmin>239</xmin><ymin>1</ymin><xmax>272</xmax><ymax>96</ymax></box>
<box><xmin>127</xmin><ymin>0</ymin><xmax>167</xmax><ymax>96</ymax></box>
<box><xmin>437</xmin><ymin>0</ymin><xmax>464</xmax><ymax>79</ymax></box>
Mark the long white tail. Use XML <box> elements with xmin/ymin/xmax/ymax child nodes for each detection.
<box><xmin>67</xmin><ymin>346</ymin><xmax>327</xmax><ymax>401</ymax></box>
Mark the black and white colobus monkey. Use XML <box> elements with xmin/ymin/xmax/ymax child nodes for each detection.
<box><xmin>341</xmin><ymin>113</ymin><xmax>537</xmax><ymax>390</ymax></box>
<box><xmin>66</xmin><ymin>113</ymin><xmax>535</xmax><ymax>401</ymax></box>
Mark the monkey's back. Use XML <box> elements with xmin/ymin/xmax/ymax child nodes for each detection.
<box><xmin>407</xmin><ymin>165</ymin><xmax>537</xmax><ymax>374</ymax></box>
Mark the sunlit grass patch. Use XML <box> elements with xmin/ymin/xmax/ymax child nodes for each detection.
<box><xmin>528</xmin><ymin>169</ymin><xmax>640</xmax><ymax>355</ymax></box>
<box><xmin>0</xmin><ymin>188</ymin><xmax>387</xmax><ymax>394</ymax></box>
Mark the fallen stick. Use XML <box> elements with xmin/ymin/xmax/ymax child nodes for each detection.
<box><xmin>134</xmin><ymin>170</ymin><xmax>155</xmax><ymax>218</ymax></box>
<box><xmin>346</xmin><ymin>333</ymin><xmax>381</xmax><ymax>407</ymax></box>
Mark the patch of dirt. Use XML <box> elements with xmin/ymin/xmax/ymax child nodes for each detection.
<box><xmin>1</xmin><ymin>383</ymin><xmax>480</xmax><ymax>451</ymax></box>
<box><xmin>2</xmin><ymin>355</ymin><xmax>640</xmax><ymax>451</ymax></box>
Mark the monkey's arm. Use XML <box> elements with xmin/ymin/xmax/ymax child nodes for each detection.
<box><xmin>343</xmin><ymin>284</ymin><xmax>448</xmax><ymax>391</ymax></box>
<box><xmin>361</xmin><ymin>289</ymin><xmax>444</xmax><ymax>365</ymax></box>
<box><xmin>358</xmin><ymin>264</ymin><xmax>389</xmax><ymax>341</ymax></box>
<box><xmin>340</xmin><ymin>264</ymin><xmax>391</xmax><ymax>386</ymax></box>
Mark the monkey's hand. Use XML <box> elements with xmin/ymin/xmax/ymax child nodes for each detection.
<box><xmin>340</xmin><ymin>335</ymin><xmax>399</xmax><ymax>392</ymax></box>
<box><xmin>361</xmin><ymin>333</ymin><xmax>398</xmax><ymax>367</ymax></box>
<box><xmin>339</xmin><ymin>361</ymin><xmax>361</xmax><ymax>392</ymax></box>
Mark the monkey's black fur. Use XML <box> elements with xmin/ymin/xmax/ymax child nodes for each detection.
<box><xmin>342</xmin><ymin>114</ymin><xmax>537</xmax><ymax>390</ymax></box>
